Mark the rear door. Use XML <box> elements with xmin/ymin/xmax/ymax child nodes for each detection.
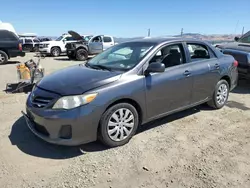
<box><xmin>88</xmin><ymin>35</ymin><xmax>103</xmax><ymax>54</ymax></box>
<box><xmin>102</xmin><ymin>36</ymin><xmax>114</xmax><ymax>50</ymax></box>
<box><xmin>185</xmin><ymin>42</ymin><xmax>221</xmax><ymax>104</ymax></box>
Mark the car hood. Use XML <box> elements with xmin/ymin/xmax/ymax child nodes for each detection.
<box><xmin>37</xmin><ymin>65</ymin><xmax>122</xmax><ymax>95</ymax></box>
<box><xmin>68</xmin><ymin>30</ymin><xmax>82</xmax><ymax>41</ymax></box>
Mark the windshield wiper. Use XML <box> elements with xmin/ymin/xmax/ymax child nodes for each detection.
<box><xmin>85</xmin><ymin>63</ymin><xmax>113</xmax><ymax>71</ymax></box>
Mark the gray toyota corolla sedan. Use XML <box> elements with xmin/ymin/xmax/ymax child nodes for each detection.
<box><xmin>23</xmin><ymin>38</ymin><xmax>238</xmax><ymax>147</ymax></box>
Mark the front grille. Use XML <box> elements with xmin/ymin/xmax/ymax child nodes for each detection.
<box><xmin>32</xmin><ymin>96</ymin><xmax>53</xmax><ymax>108</ymax></box>
<box><xmin>34</xmin><ymin>123</ymin><xmax>50</xmax><ymax>136</ymax></box>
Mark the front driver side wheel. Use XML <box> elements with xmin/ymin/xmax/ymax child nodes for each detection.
<box><xmin>207</xmin><ymin>79</ymin><xmax>229</xmax><ymax>109</ymax></box>
<box><xmin>99</xmin><ymin>103</ymin><xmax>139</xmax><ymax>147</ymax></box>
<box><xmin>51</xmin><ymin>47</ymin><xmax>61</xmax><ymax>57</ymax></box>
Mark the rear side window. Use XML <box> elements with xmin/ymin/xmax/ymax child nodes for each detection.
<box><xmin>0</xmin><ymin>30</ymin><xmax>18</xmax><ymax>41</ymax></box>
<box><xmin>187</xmin><ymin>43</ymin><xmax>211</xmax><ymax>61</ymax></box>
<box><xmin>103</xmin><ymin>36</ymin><xmax>112</xmax><ymax>43</ymax></box>
<box><xmin>65</xmin><ymin>37</ymin><xmax>75</xmax><ymax>41</ymax></box>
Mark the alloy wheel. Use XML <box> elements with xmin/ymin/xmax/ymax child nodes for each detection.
<box><xmin>216</xmin><ymin>83</ymin><xmax>228</xmax><ymax>105</ymax></box>
<box><xmin>107</xmin><ymin>108</ymin><xmax>135</xmax><ymax>141</ymax></box>
<box><xmin>0</xmin><ymin>54</ymin><xmax>5</xmax><ymax>63</ymax></box>
<box><xmin>52</xmin><ymin>49</ymin><xmax>60</xmax><ymax>56</ymax></box>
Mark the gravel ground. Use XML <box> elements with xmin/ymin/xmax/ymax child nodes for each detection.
<box><xmin>0</xmin><ymin>53</ymin><xmax>250</xmax><ymax>188</ymax></box>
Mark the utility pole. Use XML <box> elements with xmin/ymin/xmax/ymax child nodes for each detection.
<box><xmin>242</xmin><ymin>26</ymin><xmax>245</xmax><ymax>36</ymax></box>
<box><xmin>181</xmin><ymin>28</ymin><xmax>183</xmax><ymax>37</ymax></box>
<box><xmin>148</xmin><ymin>28</ymin><xmax>151</xmax><ymax>37</ymax></box>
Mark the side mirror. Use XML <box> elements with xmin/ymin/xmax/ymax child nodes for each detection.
<box><xmin>234</xmin><ymin>36</ymin><xmax>239</xmax><ymax>42</ymax></box>
<box><xmin>145</xmin><ymin>62</ymin><xmax>165</xmax><ymax>75</ymax></box>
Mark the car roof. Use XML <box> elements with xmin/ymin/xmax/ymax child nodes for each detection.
<box><xmin>127</xmin><ymin>37</ymin><xmax>206</xmax><ymax>44</ymax></box>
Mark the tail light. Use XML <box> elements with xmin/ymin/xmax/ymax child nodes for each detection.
<box><xmin>233</xmin><ymin>60</ymin><xmax>238</xmax><ymax>67</ymax></box>
<box><xmin>18</xmin><ymin>43</ymin><xmax>22</xmax><ymax>51</ymax></box>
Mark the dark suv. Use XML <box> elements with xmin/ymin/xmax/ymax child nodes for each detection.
<box><xmin>23</xmin><ymin>38</ymin><xmax>238</xmax><ymax>147</ymax></box>
<box><xmin>0</xmin><ymin>30</ymin><xmax>25</xmax><ymax>64</ymax></box>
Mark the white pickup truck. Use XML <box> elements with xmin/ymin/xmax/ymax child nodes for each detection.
<box><xmin>39</xmin><ymin>33</ymin><xmax>116</xmax><ymax>57</ymax></box>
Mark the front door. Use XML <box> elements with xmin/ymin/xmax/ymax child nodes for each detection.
<box><xmin>145</xmin><ymin>43</ymin><xmax>193</xmax><ymax>119</ymax></box>
<box><xmin>185</xmin><ymin>43</ymin><xmax>221</xmax><ymax>103</ymax></box>
<box><xmin>88</xmin><ymin>35</ymin><xmax>103</xmax><ymax>54</ymax></box>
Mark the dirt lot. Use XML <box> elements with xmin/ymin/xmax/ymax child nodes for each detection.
<box><xmin>0</xmin><ymin>53</ymin><xmax>250</xmax><ymax>188</ymax></box>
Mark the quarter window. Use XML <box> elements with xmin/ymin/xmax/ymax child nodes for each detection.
<box><xmin>149</xmin><ymin>44</ymin><xmax>185</xmax><ymax>69</ymax></box>
<box><xmin>187</xmin><ymin>43</ymin><xmax>210</xmax><ymax>61</ymax></box>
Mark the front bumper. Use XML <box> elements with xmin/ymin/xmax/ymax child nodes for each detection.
<box><xmin>39</xmin><ymin>48</ymin><xmax>50</xmax><ymax>54</ymax></box>
<box><xmin>24</xmin><ymin>94</ymin><xmax>103</xmax><ymax>146</ymax></box>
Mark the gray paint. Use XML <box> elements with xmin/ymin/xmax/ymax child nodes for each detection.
<box><xmin>24</xmin><ymin>38</ymin><xmax>238</xmax><ymax>146</ymax></box>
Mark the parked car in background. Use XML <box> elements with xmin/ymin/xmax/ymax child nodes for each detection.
<box><xmin>66</xmin><ymin>32</ymin><xmax>115</xmax><ymax>61</ymax></box>
<box><xmin>216</xmin><ymin>31</ymin><xmax>250</xmax><ymax>79</ymax></box>
<box><xmin>0</xmin><ymin>30</ymin><xmax>25</xmax><ymax>64</ymax></box>
<box><xmin>23</xmin><ymin>38</ymin><xmax>238</xmax><ymax>147</ymax></box>
<box><xmin>65</xmin><ymin>31</ymin><xmax>89</xmax><ymax>61</ymax></box>
<box><xmin>19</xmin><ymin>37</ymin><xmax>40</xmax><ymax>52</ymax></box>
<box><xmin>88</xmin><ymin>34</ymin><xmax>115</xmax><ymax>53</ymax></box>
<box><xmin>39</xmin><ymin>33</ymin><xmax>78</xmax><ymax>57</ymax></box>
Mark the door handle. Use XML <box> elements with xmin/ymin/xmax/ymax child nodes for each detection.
<box><xmin>214</xmin><ymin>63</ymin><xmax>220</xmax><ymax>69</ymax></box>
<box><xmin>183</xmin><ymin>70</ymin><xmax>191</xmax><ymax>76</ymax></box>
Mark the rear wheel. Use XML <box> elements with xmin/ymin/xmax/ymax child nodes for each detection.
<box><xmin>99</xmin><ymin>103</ymin><xmax>139</xmax><ymax>147</ymax></box>
<box><xmin>51</xmin><ymin>47</ymin><xmax>61</xmax><ymax>57</ymax></box>
<box><xmin>207</xmin><ymin>79</ymin><xmax>229</xmax><ymax>109</ymax></box>
<box><xmin>0</xmin><ymin>50</ymin><xmax>8</xmax><ymax>65</ymax></box>
<box><xmin>76</xmin><ymin>48</ymin><xmax>88</xmax><ymax>61</ymax></box>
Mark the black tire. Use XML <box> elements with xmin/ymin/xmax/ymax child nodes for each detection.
<box><xmin>50</xmin><ymin>47</ymin><xmax>61</xmax><ymax>57</ymax></box>
<box><xmin>207</xmin><ymin>79</ymin><xmax>229</xmax><ymax>109</ymax></box>
<box><xmin>99</xmin><ymin>103</ymin><xmax>139</xmax><ymax>147</ymax></box>
<box><xmin>75</xmin><ymin>48</ymin><xmax>88</xmax><ymax>61</ymax></box>
<box><xmin>67</xmin><ymin>54</ymin><xmax>75</xmax><ymax>60</ymax></box>
<box><xmin>0</xmin><ymin>50</ymin><xmax>8</xmax><ymax>65</ymax></box>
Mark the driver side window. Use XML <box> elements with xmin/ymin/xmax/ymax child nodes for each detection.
<box><xmin>149</xmin><ymin>44</ymin><xmax>185</xmax><ymax>69</ymax></box>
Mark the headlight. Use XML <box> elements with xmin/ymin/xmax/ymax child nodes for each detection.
<box><xmin>52</xmin><ymin>93</ymin><xmax>98</xmax><ymax>110</ymax></box>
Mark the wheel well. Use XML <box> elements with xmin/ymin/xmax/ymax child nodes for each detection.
<box><xmin>221</xmin><ymin>75</ymin><xmax>231</xmax><ymax>89</ymax></box>
<box><xmin>77</xmin><ymin>46</ymin><xmax>88</xmax><ymax>52</ymax></box>
<box><xmin>0</xmin><ymin>49</ymin><xmax>9</xmax><ymax>58</ymax></box>
<box><xmin>105</xmin><ymin>99</ymin><xmax>143</xmax><ymax>125</ymax></box>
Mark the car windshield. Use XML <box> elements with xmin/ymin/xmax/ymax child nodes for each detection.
<box><xmin>55</xmin><ymin>36</ymin><xmax>64</xmax><ymax>41</ymax></box>
<box><xmin>86</xmin><ymin>42</ymin><xmax>155</xmax><ymax>71</ymax></box>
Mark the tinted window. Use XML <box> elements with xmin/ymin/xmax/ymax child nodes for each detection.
<box><xmin>103</xmin><ymin>36</ymin><xmax>112</xmax><ymax>43</ymax></box>
<box><xmin>65</xmin><ymin>37</ymin><xmax>75</xmax><ymax>41</ymax></box>
<box><xmin>25</xmin><ymin>39</ymin><xmax>32</xmax><ymax>43</ymax></box>
<box><xmin>33</xmin><ymin>39</ymin><xmax>40</xmax><ymax>43</ymax></box>
<box><xmin>187</xmin><ymin>43</ymin><xmax>210</xmax><ymax>61</ymax></box>
<box><xmin>0</xmin><ymin>30</ymin><xmax>17</xmax><ymax>41</ymax></box>
<box><xmin>150</xmin><ymin>44</ymin><xmax>185</xmax><ymax>69</ymax></box>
